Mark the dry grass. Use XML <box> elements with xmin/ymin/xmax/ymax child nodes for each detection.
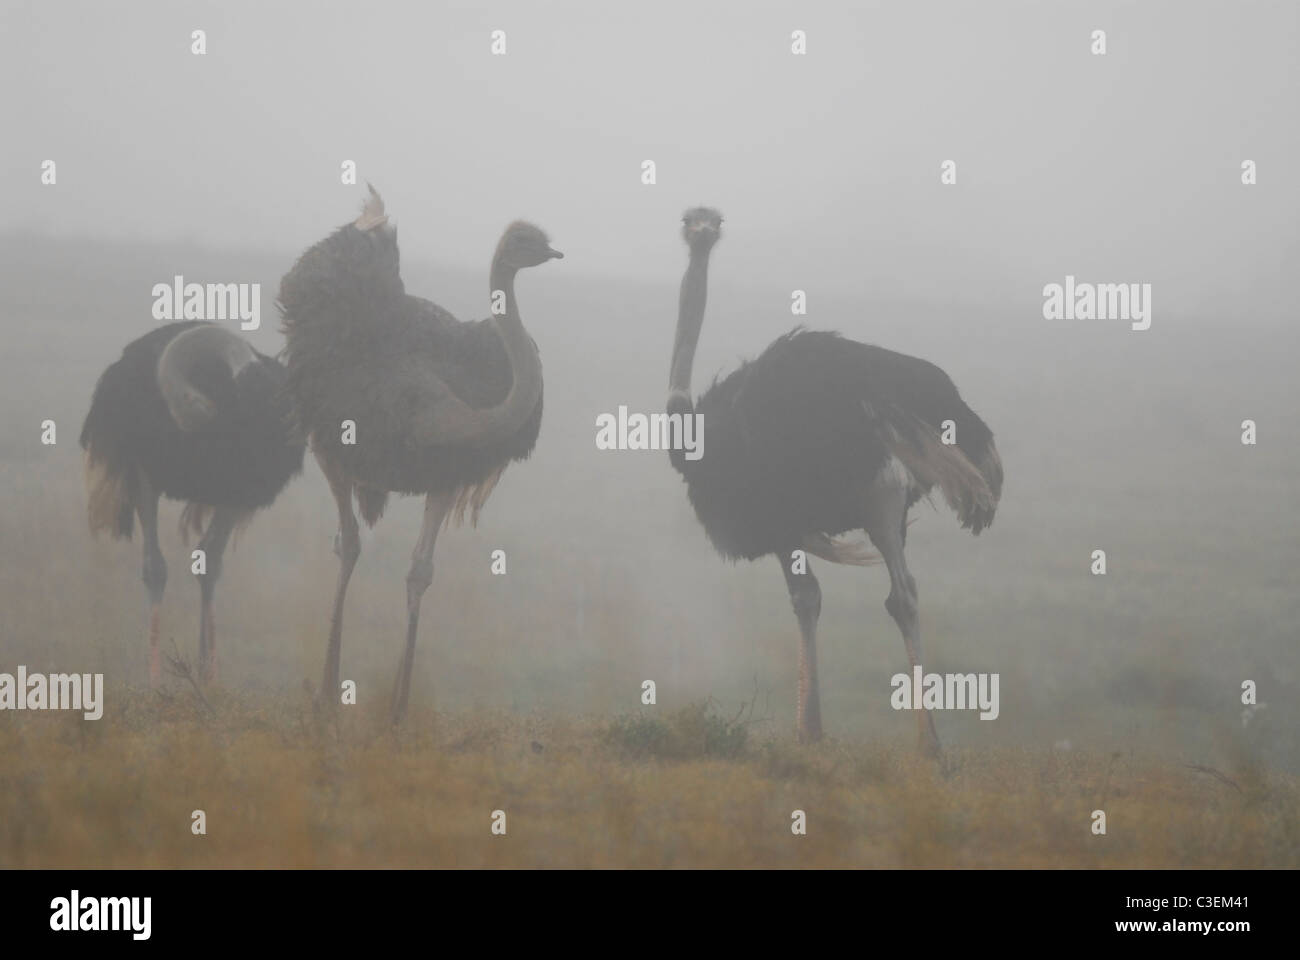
<box><xmin>2</xmin><ymin>689</ymin><xmax>1295</xmax><ymax>869</ymax></box>
<box><xmin>2</xmin><ymin>238</ymin><xmax>1298</xmax><ymax>868</ymax></box>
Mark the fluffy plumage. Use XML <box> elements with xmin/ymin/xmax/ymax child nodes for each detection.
<box><xmin>80</xmin><ymin>320</ymin><xmax>305</xmax><ymax>687</ymax></box>
<box><xmin>80</xmin><ymin>321</ymin><xmax>305</xmax><ymax>538</ymax></box>
<box><xmin>676</xmin><ymin>328</ymin><xmax>1002</xmax><ymax>561</ymax></box>
<box><xmin>279</xmin><ymin>187</ymin><xmax>561</xmax><ymax>726</ymax></box>
<box><xmin>278</xmin><ymin>221</ymin><xmax>542</xmax><ymax>525</ymax></box>
<box><xmin>666</xmin><ymin>205</ymin><xmax>1002</xmax><ymax>751</ymax></box>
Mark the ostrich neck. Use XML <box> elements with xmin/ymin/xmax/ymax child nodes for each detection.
<box><xmin>465</xmin><ymin>257</ymin><xmax>541</xmax><ymax>444</ymax></box>
<box><xmin>667</xmin><ymin>246</ymin><xmax>710</xmax><ymax>477</ymax></box>
<box><xmin>669</xmin><ymin>247</ymin><xmax>710</xmax><ymax>402</ymax></box>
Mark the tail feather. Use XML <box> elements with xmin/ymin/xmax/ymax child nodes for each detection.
<box><xmin>356</xmin><ymin>486</ymin><xmax>390</xmax><ymax>528</ymax></box>
<box><xmin>975</xmin><ymin>442</ymin><xmax>1003</xmax><ymax>515</ymax></box>
<box><xmin>277</xmin><ymin>188</ymin><xmax>403</xmax><ymax>339</ymax></box>
<box><xmin>354</xmin><ymin>183</ymin><xmax>389</xmax><ymax>232</ymax></box>
<box><xmin>875</xmin><ymin>407</ymin><xmax>1000</xmax><ymax>534</ymax></box>
<box><xmin>84</xmin><ymin>453</ymin><xmax>134</xmax><ymax>539</ymax></box>
<box><xmin>448</xmin><ymin>466</ymin><xmax>505</xmax><ymax>529</ymax></box>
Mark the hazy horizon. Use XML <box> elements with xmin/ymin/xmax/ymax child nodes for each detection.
<box><xmin>3</xmin><ymin>0</ymin><xmax>1297</xmax><ymax>314</ymax></box>
<box><xmin>1</xmin><ymin>0</ymin><xmax>1297</xmax><ymax>872</ymax></box>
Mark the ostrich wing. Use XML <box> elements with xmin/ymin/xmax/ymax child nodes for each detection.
<box><xmin>722</xmin><ymin>329</ymin><xmax>999</xmax><ymax>532</ymax></box>
<box><xmin>348</xmin><ymin>298</ymin><xmax>526</xmax><ymax>449</ymax></box>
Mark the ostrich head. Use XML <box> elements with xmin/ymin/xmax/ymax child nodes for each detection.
<box><xmin>682</xmin><ymin>207</ymin><xmax>723</xmax><ymax>252</ymax></box>
<box><xmin>496</xmin><ymin>221</ymin><xmax>564</xmax><ymax>270</ymax></box>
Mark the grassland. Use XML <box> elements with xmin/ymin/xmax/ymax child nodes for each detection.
<box><xmin>3</xmin><ymin>691</ymin><xmax>1296</xmax><ymax>868</ymax></box>
<box><xmin>1</xmin><ymin>235</ymin><xmax>1297</xmax><ymax>868</ymax></box>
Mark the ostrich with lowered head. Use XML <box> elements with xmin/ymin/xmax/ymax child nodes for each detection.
<box><xmin>279</xmin><ymin>187</ymin><xmax>562</xmax><ymax>724</ymax></box>
<box><xmin>666</xmin><ymin>208</ymin><xmax>1003</xmax><ymax>754</ymax></box>
<box><xmin>81</xmin><ymin>322</ymin><xmax>306</xmax><ymax>685</ymax></box>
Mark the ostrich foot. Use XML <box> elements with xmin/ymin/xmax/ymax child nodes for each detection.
<box><xmin>797</xmin><ymin>725</ymin><xmax>823</xmax><ymax>745</ymax></box>
<box><xmin>796</xmin><ymin>706</ymin><xmax>823</xmax><ymax>744</ymax></box>
<box><xmin>917</xmin><ymin>710</ymin><xmax>942</xmax><ymax>758</ymax></box>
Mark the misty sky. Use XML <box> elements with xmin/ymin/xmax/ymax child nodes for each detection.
<box><xmin>2</xmin><ymin>0</ymin><xmax>1298</xmax><ymax>782</ymax></box>
<box><xmin>3</xmin><ymin>0</ymin><xmax>1297</xmax><ymax>313</ymax></box>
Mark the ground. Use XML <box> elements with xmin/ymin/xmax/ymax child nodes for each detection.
<box><xmin>3</xmin><ymin>691</ymin><xmax>1294</xmax><ymax>868</ymax></box>
<box><xmin>2</xmin><ymin>237</ymin><xmax>1297</xmax><ymax>870</ymax></box>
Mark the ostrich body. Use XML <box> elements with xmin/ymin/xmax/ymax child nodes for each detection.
<box><xmin>279</xmin><ymin>187</ymin><xmax>562</xmax><ymax>724</ymax></box>
<box><xmin>667</xmin><ymin>208</ymin><xmax>1003</xmax><ymax>752</ymax></box>
<box><xmin>80</xmin><ymin>321</ymin><xmax>305</xmax><ymax>684</ymax></box>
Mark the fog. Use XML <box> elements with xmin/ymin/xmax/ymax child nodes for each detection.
<box><xmin>4</xmin><ymin>0</ymin><xmax>1297</xmax><ymax>306</ymax></box>
<box><xmin>1</xmin><ymin>0</ymin><xmax>1297</xmax><ymax>779</ymax></box>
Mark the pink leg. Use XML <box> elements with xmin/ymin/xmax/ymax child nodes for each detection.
<box><xmin>137</xmin><ymin>477</ymin><xmax>167</xmax><ymax>689</ymax></box>
<box><xmin>196</xmin><ymin>507</ymin><xmax>237</xmax><ymax>686</ymax></box>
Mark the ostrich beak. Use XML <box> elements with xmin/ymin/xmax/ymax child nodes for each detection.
<box><xmin>546</xmin><ymin>247</ymin><xmax>564</xmax><ymax>260</ymax></box>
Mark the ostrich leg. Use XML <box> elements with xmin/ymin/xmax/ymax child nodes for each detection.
<box><xmin>391</xmin><ymin>491</ymin><xmax>453</xmax><ymax>725</ymax></box>
<box><xmin>135</xmin><ymin>475</ymin><xmax>166</xmax><ymax>688</ymax></box>
<box><xmin>196</xmin><ymin>507</ymin><xmax>238</xmax><ymax>684</ymax></box>
<box><xmin>864</xmin><ymin>486</ymin><xmax>941</xmax><ymax>757</ymax></box>
<box><xmin>780</xmin><ymin>553</ymin><xmax>824</xmax><ymax>743</ymax></box>
<box><xmin>318</xmin><ymin>449</ymin><xmax>360</xmax><ymax>708</ymax></box>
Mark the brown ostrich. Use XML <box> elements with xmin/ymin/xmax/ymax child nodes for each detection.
<box><xmin>279</xmin><ymin>187</ymin><xmax>562</xmax><ymax>723</ymax></box>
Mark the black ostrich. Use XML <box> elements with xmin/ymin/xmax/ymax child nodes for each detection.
<box><xmin>666</xmin><ymin>208</ymin><xmax>1003</xmax><ymax>753</ymax></box>
<box><xmin>278</xmin><ymin>187</ymin><xmax>562</xmax><ymax>724</ymax></box>
<box><xmin>80</xmin><ymin>321</ymin><xmax>306</xmax><ymax>685</ymax></box>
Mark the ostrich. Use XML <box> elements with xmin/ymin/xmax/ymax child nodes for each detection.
<box><xmin>666</xmin><ymin>208</ymin><xmax>1003</xmax><ymax>753</ymax></box>
<box><xmin>278</xmin><ymin>187</ymin><xmax>562</xmax><ymax>724</ymax></box>
<box><xmin>80</xmin><ymin>322</ymin><xmax>306</xmax><ymax>685</ymax></box>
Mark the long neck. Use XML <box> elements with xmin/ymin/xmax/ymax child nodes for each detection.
<box><xmin>469</xmin><ymin>255</ymin><xmax>543</xmax><ymax>443</ymax></box>
<box><xmin>669</xmin><ymin>245</ymin><xmax>710</xmax><ymax>404</ymax></box>
<box><xmin>667</xmin><ymin>245</ymin><xmax>710</xmax><ymax>474</ymax></box>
